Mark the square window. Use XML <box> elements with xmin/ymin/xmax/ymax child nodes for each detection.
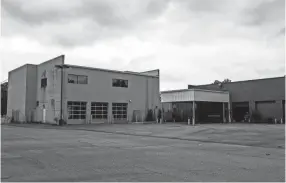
<box><xmin>78</xmin><ymin>75</ymin><xmax>88</xmax><ymax>84</ymax></box>
<box><xmin>68</xmin><ymin>74</ymin><xmax>78</xmax><ymax>84</ymax></box>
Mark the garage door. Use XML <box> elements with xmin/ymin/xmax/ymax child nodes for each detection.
<box><xmin>232</xmin><ymin>102</ymin><xmax>249</xmax><ymax>122</ymax></box>
<box><xmin>255</xmin><ymin>101</ymin><xmax>276</xmax><ymax>121</ymax></box>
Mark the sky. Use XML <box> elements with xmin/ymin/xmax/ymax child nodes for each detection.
<box><xmin>1</xmin><ymin>0</ymin><xmax>285</xmax><ymax>90</ymax></box>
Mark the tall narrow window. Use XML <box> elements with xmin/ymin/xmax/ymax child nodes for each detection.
<box><xmin>41</xmin><ymin>78</ymin><xmax>47</xmax><ymax>88</ymax></box>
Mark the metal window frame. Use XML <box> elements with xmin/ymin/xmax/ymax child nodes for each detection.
<box><xmin>67</xmin><ymin>101</ymin><xmax>87</xmax><ymax>119</ymax></box>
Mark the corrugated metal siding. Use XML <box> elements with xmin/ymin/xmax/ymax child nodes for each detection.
<box><xmin>161</xmin><ymin>90</ymin><xmax>229</xmax><ymax>103</ymax></box>
<box><xmin>194</xmin><ymin>90</ymin><xmax>230</xmax><ymax>102</ymax></box>
<box><xmin>161</xmin><ymin>90</ymin><xmax>194</xmax><ymax>102</ymax></box>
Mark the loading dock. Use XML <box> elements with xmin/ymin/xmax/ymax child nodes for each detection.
<box><xmin>161</xmin><ymin>89</ymin><xmax>231</xmax><ymax>124</ymax></box>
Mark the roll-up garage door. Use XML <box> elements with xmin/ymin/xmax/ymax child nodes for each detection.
<box><xmin>255</xmin><ymin>101</ymin><xmax>276</xmax><ymax>121</ymax></box>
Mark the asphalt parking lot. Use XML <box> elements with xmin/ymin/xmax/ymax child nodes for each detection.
<box><xmin>1</xmin><ymin>123</ymin><xmax>285</xmax><ymax>182</ymax></box>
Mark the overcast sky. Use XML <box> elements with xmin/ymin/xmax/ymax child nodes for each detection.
<box><xmin>1</xmin><ymin>0</ymin><xmax>285</xmax><ymax>90</ymax></box>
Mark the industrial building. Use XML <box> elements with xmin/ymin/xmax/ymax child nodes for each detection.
<box><xmin>7</xmin><ymin>55</ymin><xmax>160</xmax><ymax>124</ymax></box>
<box><xmin>187</xmin><ymin>77</ymin><xmax>285</xmax><ymax>123</ymax></box>
<box><xmin>161</xmin><ymin>77</ymin><xmax>285</xmax><ymax>124</ymax></box>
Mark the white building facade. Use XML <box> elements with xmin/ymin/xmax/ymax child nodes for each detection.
<box><xmin>7</xmin><ymin>55</ymin><xmax>160</xmax><ymax>124</ymax></box>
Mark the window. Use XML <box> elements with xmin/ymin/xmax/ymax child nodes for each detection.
<box><xmin>112</xmin><ymin>103</ymin><xmax>127</xmax><ymax>119</ymax></box>
<box><xmin>68</xmin><ymin>74</ymin><xmax>77</xmax><ymax>83</ymax></box>
<box><xmin>91</xmin><ymin>102</ymin><xmax>108</xmax><ymax>119</ymax></box>
<box><xmin>112</xmin><ymin>79</ymin><xmax>128</xmax><ymax>88</ymax></box>
<box><xmin>41</xmin><ymin>78</ymin><xmax>47</xmax><ymax>88</ymax></box>
<box><xmin>68</xmin><ymin>74</ymin><xmax>88</xmax><ymax>84</ymax></box>
<box><xmin>67</xmin><ymin>101</ymin><xmax>87</xmax><ymax>119</ymax></box>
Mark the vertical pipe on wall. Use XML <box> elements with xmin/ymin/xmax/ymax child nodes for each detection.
<box><xmin>192</xmin><ymin>101</ymin><xmax>195</xmax><ymax>126</ymax></box>
<box><xmin>223</xmin><ymin>103</ymin><xmax>226</xmax><ymax>123</ymax></box>
<box><xmin>145</xmin><ymin>77</ymin><xmax>149</xmax><ymax>121</ymax></box>
<box><xmin>228</xmin><ymin>101</ymin><xmax>231</xmax><ymax>123</ymax></box>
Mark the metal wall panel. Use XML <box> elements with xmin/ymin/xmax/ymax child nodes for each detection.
<box><xmin>194</xmin><ymin>90</ymin><xmax>230</xmax><ymax>103</ymax></box>
<box><xmin>161</xmin><ymin>90</ymin><xmax>194</xmax><ymax>103</ymax></box>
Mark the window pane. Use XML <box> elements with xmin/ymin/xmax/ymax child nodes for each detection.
<box><xmin>112</xmin><ymin>79</ymin><xmax>119</xmax><ymax>87</ymax></box>
<box><xmin>68</xmin><ymin>74</ymin><xmax>77</xmax><ymax>84</ymax></box>
<box><xmin>121</xmin><ymin>80</ymin><xmax>128</xmax><ymax>87</ymax></box>
<box><xmin>41</xmin><ymin>78</ymin><xmax>47</xmax><ymax>88</ymax></box>
<box><xmin>78</xmin><ymin>75</ymin><xmax>88</xmax><ymax>84</ymax></box>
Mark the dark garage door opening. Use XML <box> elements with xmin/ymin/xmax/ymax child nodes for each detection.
<box><xmin>283</xmin><ymin>100</ymin><xmax>285</xmax><ymax>122</ymax></box>
<box><xmin>196</xmin><ymin>102</ymin><xmax>223</xmax><ymax>123</ymax></box>
<box><xmin>232</xmin><ymin>102</ymin><xmax>249</xmax><ymax>122</ymax></box>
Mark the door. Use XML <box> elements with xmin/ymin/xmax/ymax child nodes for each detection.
<box><xmin>112</xmin><ymin>103</ymin><xmax>128</xmax><ymax>123</ymax></box>
<box><xmin>255</xmin><ymin>101</ymin><xmax>276</xmax><ymax>122</ymax></box>
<box><xmin>91</xmin><ymin>102</ymin><xmax>108</xmax><ymax>124</ymax></box>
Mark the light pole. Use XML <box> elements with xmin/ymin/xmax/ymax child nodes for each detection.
<box><xmin>55</xmin><ymin>64</ymin><xmax>69</xmax><ymax>126</ymax></box>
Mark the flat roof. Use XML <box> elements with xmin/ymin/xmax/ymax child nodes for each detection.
<box><xmin>190</xmin><ymin>76</ymin><xmax>285</xmax><ymax>88</ymax></box>
<box><xmin>161</xmin><ymin>88</ymin><xmax>229</xmax><ymax>94</ymax></box>
<box><xmin>66</xmin><ymin>64</ymin><xmax>159</xmax><ymax>78</ymax></box>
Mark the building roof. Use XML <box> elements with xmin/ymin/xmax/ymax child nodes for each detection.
<box><xmin>65</xmin><ymin>64</ymin><xmax>159</xmax><ymax>78</ymax></box>
<box><xmin>161</xmin><ymin>88</ymin><xmax>229</xmax><ymax>94</ymax></box>
<box><xmin>189</xmin><ymin>76</ymin><xmax>285</xmax><ymax>89</ymax></box>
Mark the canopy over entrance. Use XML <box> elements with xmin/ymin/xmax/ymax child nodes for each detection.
<box><xmin>161</xmin><ymin>89</ymin><xmax>231</xmax><ymax>124</ymax></box>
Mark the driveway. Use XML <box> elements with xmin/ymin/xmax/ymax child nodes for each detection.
<box><xmin>61</xmin><ymin>123</ymin><xmax>285</xmax><ymax>148</ymax></box>
<box><xmin>1</xmin><ymin>123</ymin><xmax>285</xmax><ymax>181</ymax></box>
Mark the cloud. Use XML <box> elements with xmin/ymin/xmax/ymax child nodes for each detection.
<box><xmin>244</xmin><ymin>0</ymin><xmax>285</xmax><ymax>26</ymax></box>
<box><xmin>1</xmin><ymin>0</ymin><xmax>285</xmax><ymax>90</ymax></box>
<box><xmin>2</xmin><ymin>0</ymin><xmax>170</xmax><ymax>47</ymax></box>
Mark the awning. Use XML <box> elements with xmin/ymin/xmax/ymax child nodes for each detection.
<box><xmin>161</xmin><ymin>89</ymin><xmax>230</xmax><ymax>103</ymax></box>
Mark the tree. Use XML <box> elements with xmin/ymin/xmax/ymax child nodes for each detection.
<box><xmin>222</xmin><ymin>78</ymin><xmax>231</xmax><ymax>83</ymax></box>
<box><xmin>213</xmin><ymin>79</ymin><xmax>231</xmax><ymax>85</ymax></box>
<box><xmin>213</xmin><ymin>80</ymin><xmax>221</xmax><ymax>84</ymax></box>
